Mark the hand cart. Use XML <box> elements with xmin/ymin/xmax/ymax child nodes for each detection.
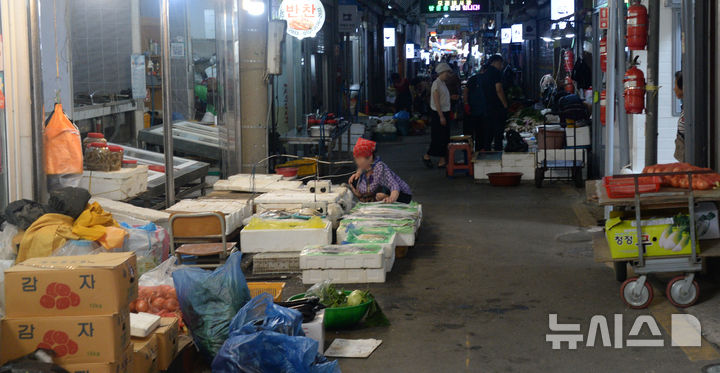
<box><xmin>534</xmin><ymin>122</ymin><xmax>586</xmax><ymax>188</ymax></box>
<box><xmin>588</xmin><ymin>171</ymin><xmax>720</xmax><ymax>309</ymax></box>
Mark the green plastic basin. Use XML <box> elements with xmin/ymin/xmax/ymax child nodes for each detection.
<box><xmin>289</xmin><ymin>291</ymin><xmax>373</xmax><ymax>329</ymax></box>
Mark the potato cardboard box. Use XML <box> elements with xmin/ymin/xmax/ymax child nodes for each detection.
<box><xmin>61</xmin><ymin>343</ymin><xmax>133</xmax><ymax>373</ymax></box>
<box><xmin>146</xmin><ymin>317</ymin><xmax>178</xmax><ymax>371</ymax></box>
<box><xmin>0</xmin><ymin>311</ymin><xmax>130</xmax><ymax>365</ymax></box>
<box><xmin>133</xmin><ymin>333</ymin><xmax>159</xmax><ymax>373</ymax></box>
<box><xmin>4</xmin><ymin>252</ymin><xmax>137</xmax><ymax>317</ymax></box>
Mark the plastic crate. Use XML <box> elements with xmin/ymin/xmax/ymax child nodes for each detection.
<box><xmin>247</xmin><ymin>282</ymin><xmax>286</xmax><ymax>302</ymax></box>
<box><xmin>603</xmin><ymin>176</ymin><xmax>662</xmax><ymax>198</ymax></box>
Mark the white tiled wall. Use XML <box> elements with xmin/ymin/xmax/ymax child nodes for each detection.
<box><xmin>630</xmin><ymin>1</ymin><xmax>680</xmax><ymax>171</ymax></box>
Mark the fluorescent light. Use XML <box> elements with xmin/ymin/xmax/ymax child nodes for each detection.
<box><xmin>443</xmin><ymin>14</ymin><xmax>449</xmax><ymax>18</ymax></box>
<box><xmin>243</xmin><ymin>0</ymin><xmax>265</xmax><ymax>15</ymax></box>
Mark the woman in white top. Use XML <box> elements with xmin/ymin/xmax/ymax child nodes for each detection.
<box><xmin>423</xmin><ymin>62</ymin><xmax>453</xmax><ymax>168</ymax></box>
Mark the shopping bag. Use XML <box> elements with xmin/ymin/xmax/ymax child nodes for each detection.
<box><xmin>44</xmin><ymin>103</ymin><xmax>83</xmax><ymax>175</ymax></box>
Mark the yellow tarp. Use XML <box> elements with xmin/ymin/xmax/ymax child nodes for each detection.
<box><xmin>17</xmin><ymin>213</ymin><xmax>78</xmax><ymax>262</ymax></box>
<box><xmin>72</xmin><ymin>202</ymin><xmax>126</xmax><ymax>249</ymax></box>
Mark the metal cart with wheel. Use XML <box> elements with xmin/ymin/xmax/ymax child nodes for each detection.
<box><xmin>588</xmin><ymin>171</ymin><xmax>720</xmax><ymax>309</ymax></box>
<box><xmin>534</xmin><ymin>122</ymin><xmax>586</xmax><ymax>188</ymax></box>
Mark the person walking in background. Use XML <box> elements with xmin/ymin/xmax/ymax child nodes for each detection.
<box><xmin>423</xmin><ymin>62</ymin><xmax>453</xmax><ymax>168</ymax></box>
<box><xmin>463</xmin><ymin>64</ymin><xmax>487</xmax><ymax>148</ymax></box>
<box><xmin>392</xmin><ymin>73</ymin><xmax>412</xmax><ymax>113</ymax></box>
<box><xmin>674</xmin><ymin>71</ymin><xmax>686</xmax><ymax>162</ymax></box>
<box><xmin>480</xmin><ymin>55</ymin><xmax>509</xmax><ymax>151</ymax></box>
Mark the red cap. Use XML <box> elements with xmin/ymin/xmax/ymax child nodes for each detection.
<box><xmin>122</xmin><ymin>159</ymin><xmax>137</xmax><ymax>164</ymax></box>
<box><xmin>89</xmin><ymin>142</ymin><xmax>108</xmax><ymax>148</ymax></box>
<box><xmin>87</xmin><ymin>132</ymin><xmax>104</xmax><ymax>138</ymax></box>
<box><xmin>353</xmin><ymin>138</ymin><xmax>376</xmax><ymax>158</ymax></box>
<box><xmin>107</xmin><ymin>145</ymin><xmax>123</xmax><ymax>152</ymax></box>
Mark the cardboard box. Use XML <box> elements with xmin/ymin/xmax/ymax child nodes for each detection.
<box><xmin>0</xmin><ymin>311</ymin><xmax>130</xmax><ymax>365</ymax></box>
<box><xmin>133</xmin><ymin>317</ymin><xmax>178</xmax><ymax>371</ymax></box>
<box><xmin>605</xmin><ymin>213</ymin><xmax>700</xmax><ymax>259</ymax></box>
<box><xmin>302</xmin><ymin>310</ymin><xmax>325</xmax><ymax>354</ymax></box>
<box><xmin>61</xmin><ymin>344</ymin><xmax>133</xmax><ymax>373</ymax></box>
<box><xmin>4</xmin><ymin>252</ymin><xmax>138</xmax><ymax>317</ymax></box>
<box><xmin>133</xmin><ymin>334</ymin><xmax>159</xmax><ymax>373</ymax></box>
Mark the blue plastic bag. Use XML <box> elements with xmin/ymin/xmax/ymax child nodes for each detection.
<box><xmin>393</xmin><ymin>110</ymin><xmax>410</xmax><ymax>120</ymax></box>
<box><xmin>212</xmin><ymin>294</ymin><xmax>340</xmax><ymax>373</ymax></box>
<box><xmin>172</xmin><ymin>252</ymin><xmax>251</xmax><ymax>360</ymax></box>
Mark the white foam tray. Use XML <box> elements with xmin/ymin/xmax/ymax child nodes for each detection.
<box><xmin>166</xmin><ymin>198</ymin><xmax>252</xmax><ymax>235</ymax></box>
<box><xmin>240</xmin><ymin>220</ymin><xmax>332</xmax><ymax>253</ymax></box>
<box><xmin>302</xmin><ymin>268</ymin><xmax>386</xmax><ymax>284</ymax></box>
<box><xmin>214</xmin><ymin>178</ymin><xmax>304</xmax><ymax>193</ymax></box>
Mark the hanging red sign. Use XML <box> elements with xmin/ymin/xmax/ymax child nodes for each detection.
<box><xmin>599</xmin><ymin>7</ymin><xmax>609</xmax><ymax>29</ymax></box>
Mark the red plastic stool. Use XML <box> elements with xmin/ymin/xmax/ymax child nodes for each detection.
<box><xmin>447</xmin><ymin>142</ymin><xmax>474</xmax><ymax>177</ymax></box>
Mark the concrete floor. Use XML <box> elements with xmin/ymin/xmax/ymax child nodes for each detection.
<box><xmin>321</xmin><ymin>135</ymin><xmax>720</xmax><ymax>372</ymax></box>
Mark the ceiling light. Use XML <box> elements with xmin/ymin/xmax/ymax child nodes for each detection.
<box><xmin>552</xmin><ymin>26</ymin><xmax>562</xmax><ymax>40</ymax></box>
<box><xmin>444</xmin><ymin>14</ymin><xmax>449</xmax><ymax>18</ymax></box>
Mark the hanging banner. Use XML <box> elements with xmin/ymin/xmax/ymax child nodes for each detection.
<box><xmin>338</xmin><ymin>3</ymin><xmax>359</xmax><ymax>33</ymax></box>
<box><xmin>279</xmin><ymin>0</ymin><xmax>326</xmax><ymax>40</ymax></box>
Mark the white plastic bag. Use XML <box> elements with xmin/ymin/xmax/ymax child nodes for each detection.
<box><xmin>52</xmin><ymin>240</ymin><xmax>104</xmax><ymax>256</ymax></box>
<box><xmin>120</xmin><ymin>222</ymin><xmax>170</xmax><ymax>276</ymax></box>
<box><xmin>0</xmin><ymin>222</ymin><xmax>19</xmax><ymax>261</ymax></box>
<box><xmin>139</xmin><ymin>257</ymin><xmax>184</xmax><ymax>287</ymax></box>
<box><xmin>0</xmin><ymin>259</ymin><xmax>16</xmax><ymax>318</ymax></box>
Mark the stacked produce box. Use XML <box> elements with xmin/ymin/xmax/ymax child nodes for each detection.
<box><xmin>0</xmin><ymin>252</ymin><xmax>137</xmax><ymax>372</ymax></box>
<box><xmin>298</xmin><ymin>202</ymin><xmax>423</xmax><ymax>284</ymax></box>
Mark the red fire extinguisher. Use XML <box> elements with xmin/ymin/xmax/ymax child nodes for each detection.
<box><xmin>624</xmin><ymin>57</ymin><xmax>646</xmax><ymax>114</ymax></box>
<box><xmin>564</xmin><ymin>76</ymin><xmax>575</xmax><ymax>93</ymax></box>
<box><xmin>600</xmin><ymin>90</ymin><xmax>606</xmax><ymax>126</ymax></box>
<box><xmin>600</xmin><ymin>34</ymin><xmax>607</xmax><ymax>73</ymax></box>
<box><xmin>563</xmin><ymin>49</ymin><xmax>575</xmax><ymax>73</ymax></box>
<box><xmin>627</xmin><ymin>1</ymin><xmax>648</xmax><ymax>50</ymax></box>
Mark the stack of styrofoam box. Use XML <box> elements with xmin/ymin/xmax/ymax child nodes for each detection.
<box><xmin>565</xmin><ymin>126</ymin><xmax>591</xmax><ymax>148</ymax></box>
<box><xmin>213</xmin><ymin>174</ymin><xmax>304</xmax><ymax>193</ymax></box>
<box><xmin>300</xmin><ymin>244</ymin><xmax>389</xmax><ymax>284</ymax></box>
<box><xmin>253</xmin><ymin>187</ymin><xmax>355</xmax><ymax>226</ymax></box>
<box><xmin>473</xmin><ymin>152</ymin><xmax>536</xmax><ymax>181</ymax></box>
<box><xmin>166</xmin><ymin>198</ymin><xmax>253</xmax><ymax>235</ymax></box>
<box><xmin>240</xmin><ymin>218</ymin><xmax>333</xmax><ymax>253</ymax></box>
<box><xmin>81</xmin><ymin>166</ymin><xmax>149</xmax><ymax>200</ymax></box>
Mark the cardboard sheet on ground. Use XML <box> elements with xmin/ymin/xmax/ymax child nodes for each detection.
<box><xmin>324</xmin><ymin>338</ymin><xmax>382</xmax><ymax>358</ymax></box>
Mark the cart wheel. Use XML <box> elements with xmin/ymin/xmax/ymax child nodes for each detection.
<box><xmin>573</xmin><ymin>167</ymin><xmax>584</xmax><ymax>188</ymax></box>
<box><xmin>613</xmin><ymin>261</ymin><xmax>628</xmax><ymax>282</ymax></box>
<box><xmin>666</xmin><ymin>275</ymin><xmax>700</xmax><ymax>308</ymax></box>
<box><xmin>621</xmin><ymin>277</ymin><xmax>654</xmax><ymax>309</ymax></box>
<box><xmin>535</xmin><ymin>168</ymin><xmax>544</xmax><ymax>188</ymax></box>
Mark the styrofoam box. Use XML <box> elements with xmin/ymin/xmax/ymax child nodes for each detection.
<box><xmin>166</xmin><ymin>199</ymin><xmax>252</xmax><ymax>235</ymax></box>
<box><xmin>255</xmin><ymin>187</ymin><xmax>354</xmax><ymax>213</ymax></box>
<box><xmin>90</xmin><ymin>197</ymin><xmax>171</xmax><ymax>230</ymax></box>
<box><xmin>300</xmin><ymin>245</ymin><xmax>385</xmax><ymax>270</ymax></box>
<box><xmin>565</xmin><ymin>126</ymin><xmax>591</xmax><ymax>147</ymax></box>
<box><xmin>337</xmin><ymin>224</ymin><xmax>415</xmax><ymax>247</ymax></box>
<box><xmin>254</xmin><ymin>203</ymin><xmax>345</xmax><ymax>227</ymax></box>
<box><xmin>81</xmin><ymin>166</ymin><xmax>148</xmax><ymax>201</ymax></box>
<box><xmin>241</xmin><ymin>220</ymin><xmax>332</xmax><ymax>253</ymax></box>
<box><xmin>302</xmin><ymin>268</ymin><xmax>386</xmax><ymax>284</ymax></box>
<box><xmin>302</xmin><ymin>310</ymin><xmax>325</xmax><ymax>354</ymax></box>
<box><xmin>214</xmin><ymin>178</ymin><xmax>304</xmax><ymax>193</ymax></box>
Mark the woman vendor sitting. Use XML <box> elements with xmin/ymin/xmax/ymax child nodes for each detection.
<box><xmin>348</xmin><ymin>138</ymin><xmax>413</xmax><ymax>203</ymax></box>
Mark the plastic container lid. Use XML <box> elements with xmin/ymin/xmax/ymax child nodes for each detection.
<box><xmin>87</xmin><ymin>132</ymin><xmax>105</xmax><ymax>138</ymax></box>
<box><xmin>89</xmin><ymin>142</ymin><xmax>108</xmax><ymax>148</ymax></box>
<box><xmin>107</xmin><ymin>145</ymin><xmax>124</xmax><ymax>152</ymax></box>
<box><xmin>122</xmin><ymin>159</ymin><xmax>137</xmax><ymax>164</ymax></box>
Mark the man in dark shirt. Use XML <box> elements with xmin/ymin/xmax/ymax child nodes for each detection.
<box><xmin>463</xmin><ymin>66</ymin><xmax>487</xmax><ymax>148</ymax></box>
<box><xmin>480</xmin><ymin>55</ymin><xmax>509</xmax><ymax>151</ymax></box>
